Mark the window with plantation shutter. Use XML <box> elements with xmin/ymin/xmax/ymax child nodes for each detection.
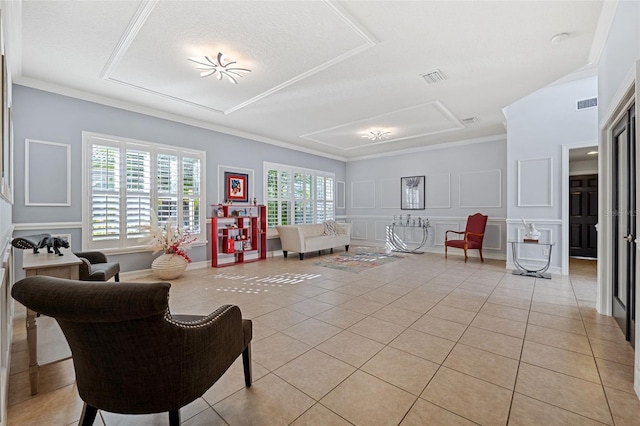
<box><xmin>83</xmin><ymin>132</ymin><xmax>206</xmax><ymax>252</ymax></box>
<box><xmin>264</xmin><ymin>162</ymin><xmax>335</xmax><ymax>229</ymax></box>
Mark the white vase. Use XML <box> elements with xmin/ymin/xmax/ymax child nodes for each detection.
<box><xmin>151</xmin><ymin>253</ymin><xmax>188</xmax><ymax>280</ymax></box>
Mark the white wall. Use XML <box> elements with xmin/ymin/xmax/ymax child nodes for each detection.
<box><xmin>504</xmin><ymin>76</ymin><xmax>598</xmax><ymax>274</ymax></box>
<box><xmin>345</xmin><ymin>137</ymin><xmax>507</xmax><ymax>259</ymax></box>
<box><xmin>595</xmin><ymin>0</ymin><xmax>640</xmax><ymax>399</ymax></box>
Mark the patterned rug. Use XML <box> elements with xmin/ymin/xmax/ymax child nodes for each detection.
<box><xmin>313</xmin><ymin>247</ymin><xmax>405</xmax><ymax>273</ymax></box>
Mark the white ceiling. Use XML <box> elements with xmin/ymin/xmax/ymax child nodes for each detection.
<box><xmin>9</xmin><ymin>0</ymin><xmax>607</xmax><ymax>161</ymax></box>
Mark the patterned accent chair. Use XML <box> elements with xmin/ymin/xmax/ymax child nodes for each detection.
<box><xmin>445</xmin><ymin>213</ymin><xmax>488</xmax><ymax>262</ymax></box>
<box><xmin>11</xmin><ymin>276</ymin><xmax>252</xmax><ymax>426</ymax></box>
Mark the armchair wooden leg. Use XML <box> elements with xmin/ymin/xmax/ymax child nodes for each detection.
<box><xmin>445</xmin><ymin>245</ymin><xmax>448</xmax><ymax>258</ymax></box>
<box><xmin>464</xmin><ymin>248</ymin><xmax>468</xmax><ymax>263</ymax></box>
<box><xmin>169</xmin><ymin>410</ymin><xmax>180</xmax><ymax>426</ymax></box>
<box><xmin>242</xmin><ymin>343</ymin><xmax>252</xmax><ymax>387</ymax></box>
<box><xmin>479</xmin><ymin>249</ymin><xmax>484</xmax><ymax>262</ymax></box>
<box><xmin>79</xmin><ymin>403</ymin><xmax>98</xmax><ymax>426</ymax></box>
<box><xmin>283</xmin><ymin>251</ymin><xmax>288</xmax><ymax>258</ymax></box>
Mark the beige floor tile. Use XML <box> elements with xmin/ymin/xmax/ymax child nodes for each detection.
<box><xmin>339</xmin><ymin>298</ymin><xmax>385</xmax><ymax>315</ymax></box>
<box><xmin>584</xmin><ymin>321</ymin><xmax>627</xmax><ymax>343</ymax></box>
<box><xmin>486</xmin><ymin>296</ymin><xmax>531</xmax><ymax>312</ymax></box>
<box><xmin>254</xmin><ymin>308</ymin><xmax>309</xmax><ymax>331</ymax></box>
<box><xmin>524</xmin><ymin>324</ymin><xmax>591</xmax><ymax>355</ymax></box>
<box><xmin>528</xmin><ymin>311</ymin><xmax>586</xmax><ymax>335</ymax></box>
<box><xmin>479</xmin><ymin>302</ymin><xmax>529</xmax><ymax>323</ymax></box>
<box><xmin>515</xmin><ymin>363</ymin><xmax>612</xmax><ymax>425</ymax></box>
<box><xmin>313</xmin><ymin>306</ymin><xmax>366</xmax><ymax>329</ymax></box>
<box><xmin>399</xmin><ymin>399</ymin><xmax>476</xmax><ymax>426</ymax></box>
<box><xmin>596</xmin><ymin>358</ymin><xmax>635</xmax><ymax>394</ymax></box>
<box><xmin>236</xmin><ymin>301</ymin><xmax>282</xmax><ymax>319</ymax></box>
<box><xmin>320</xmin><ymin>371</ymin><xmax>416</xmax><ymax>426</ymax></box>
<box><xmin>529</xmin><ymin>301</ymin><xmax>582</xmax><ymax>320</ymax></box>
<box><xmin>316</xmin><ymin>330</ymin><xmax>384</xmax><ymax>367</ymax></box>
<box><xmin>410</xmin><ymin>315</ymin><xmax>467</xmax><ymax>342</ymax></box>
<box><xmin>425</xmin><ymin>304</ymin><xmax>477</xmax><ymax>325</ymax></box>
<box><xmin>470</xmin><ymin>313</ymin><xmax>527</xmax><ymax>339</ymax></box>
<box><xmin>377</xmin><ymin>283</ymin><xmax>414</xmax><ymax>295</ymax></box>
<box><xmin>604</xmin><ymin>386</ymin><xmax>640</xmax><ymax>426</ymax></box>
<box><xmin>182</xmin><ymin>408</ymin><xmax>227</xmax><ymax>426</ymax></box>
<box><xmin>334</xmin><ymin>284</ymin><xmax>371</xmax><ymax>297</ymax></box>
<box><xmin>202</xmin><ymin>356</ymin><xmax>269</xmax><ymax>405</ymax></box>
<box><xmin>589</xmin><ymin>337</ymin><xmax>635</xmax><ymax>366</ymax></box>
<box><xmin>251</xmin><ymin>321</ymin><xmax>278</xmax><ymax>342</ymax></box>
<box><xmin>421</xmin><ymin>367</ymin><xmax>512</xmax><ymax>426</ymax></box>
<box><xmin>347</xmin><ymin>316</ymin><xmax>405</xmax><ymax>344</ymax></box>
<box><xmin>282</xmin><ymin>318</ymin><xmax>342</xmax><ymax>346</ymax></box>
<box><xmin>290</xmin><ymin>404</ymin><xmax>351</xmax><ymax>426</ymax></box>
<box><xmin>100</xmin><ymin>398</ymin><xmax>210</xmax><ymax>425</ymax></box>
<box><xmin>313</xmin><ymin>280</ymin><xmax>348</xmax><ymax>291</ymax></box>
<box><xmin>443</xmin><ymin>343</ymin><xmax>519</xmax><ymax>390</ymax></box>
<box><xmin>371</xmin><ymin>305</ymin><xmax>422</xmax><ymax>327</ymax></box>
<box><xmin>252</xmin><ymin>332</ymin><xmax>311</xmax><ymax>371</ymax></box>
<box><xmin>521</xmin><ymin>341</ymin><xmax>600</xmax><ymax>383</ymax></box>
<box><xmin>312</xmin><ymin>290</ymin><xmax>355</xmax><ymax>306</ymax></box>
<box><xmin>264</xmin><ymin>293</ymin><xmax>308</xmax><ymax>307</ymax></box>
<box><xmin>439</xmin><ymin>294</ymin><xmax>485</xmax><ymax>312</ymax></box>
<box><xmin>458</xmin><ymin>326</ymin><xmax>523</xmax><ymax>360</ymax></box>
<box><xmin>388</xmin><ymin>295</ymin><xmax>437</xmax><ymax>314</ymax></box>
<box><xmin>491</xmin><ymin>287</ymin><xmax>533</xmax><ymax>301</ymax></box>
<box><xmin>360</xmin><ymin>289</ymin><xmax>402</xmax><ymax>304</ymax></box>
<box><xmin>7</xmin><ymin>383</ymin><xmax>85</xmax><ymax>426</ymax></box>
<box><xmin>274</xmin><ymin>349</ymin><xmax>355</xmax><ymax>400</ymax></box>
<box><xmin>389</xmin><ymin>328</ymin><xmax>455</xmax><ymax>364</ymax></box>
<box><xmin>508</xmin><ymin>393</ymin><xmax>608</xmax><ymax>426</ymax></box>
<box><xmin>289</xmin><ymin>299</ymin><xmax>335</xmax><ymax>316</ymax></box>
<box><xmin>214</xmin><ymin>373</ymin><xmax>315</xmax><ymax>426</ymax></box>
<box><xmin>361</xmin><ymin>347</ymin><xmax>439</xmax><ymax>395</ymax></box>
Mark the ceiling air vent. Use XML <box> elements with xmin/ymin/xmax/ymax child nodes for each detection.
<box><xmin>461</xmin><ymin>117</ymin><xmax>478</xmax><ymax>125</ymax></box>
<box><xmin>577</xmin><ymin>97</ymin><xmax>597</xmax><ymax>110</ymax></box>
<box><xmin>420</xmin><ymin>69</ymin><xmax>446</xmax><ymax>84</ymax></box>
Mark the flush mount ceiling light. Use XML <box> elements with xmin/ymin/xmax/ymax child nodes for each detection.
<box><xmin>551</xmin><ymin>32</ymin><xmax>570</xmax><ymax>45</ymax></box>
<box><xmin>187</xmin><ymin>52</ymin><xmax>251</xmax><ymax>84</ymax></box>
<box><xmin>587</xmin><ymin>151</ymin><xmax>598</xmax><ymax>155</ymax></box>
<box><xmin>361</xmin><ymin>130</ymin><xmax>392</xmax><ymax>141</ymax></box>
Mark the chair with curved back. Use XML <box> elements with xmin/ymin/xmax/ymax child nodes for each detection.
<box><xmin>445</xmin><ymin>213</ymin><xmax>488</xmax><ymax>262</ymax></box>
<box><xmin>11</xmin><ymin>276</ymin><xmax>252</xmax><ymax>426</ymax></box>
<box><xmin>73</xmin><ymin>251</ymin><xmax>120</xmax><ymax>282</ymax></box>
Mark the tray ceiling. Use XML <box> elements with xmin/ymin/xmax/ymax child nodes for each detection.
<box><xmin>13</xmin><ymin>0</ymin><xmax>606</xmax><ymax>160</ymax></box>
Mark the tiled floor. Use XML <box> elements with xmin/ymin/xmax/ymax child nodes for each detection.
<box><xmin>7</xmin><ymin>251</ymin><xmax>640</xmax><ymax>425</ymax></box>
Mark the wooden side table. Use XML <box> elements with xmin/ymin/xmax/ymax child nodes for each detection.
<box><xmin>22</xmin><ymin>251</ymin><xmax>82</xmax><ymax>395</ymax></box>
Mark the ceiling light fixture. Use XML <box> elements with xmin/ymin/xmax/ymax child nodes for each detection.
<box><xmin>587</xmin><ymin>151</ymin><xmax>598</xmax><ymax>155</ymax></box>
<box><xmin>551</xmin><ymin>32</ymin><xmax>570</xmax><ymax>45</ymax></box>
<box><xmin>188</xmin><ymin>52</ymin><xmax>251</xmax><ymax>84</ymax></box>
<box><xmin>362</xmin><ymin>130</ymin><xmax>391</xmax><ymax>141</ymax></box>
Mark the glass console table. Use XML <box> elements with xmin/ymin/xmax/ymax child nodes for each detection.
<box><xmin>509</xmin><ymin>241</ymin><xmax>555</xmax><ymax>279</ymax></box>
<box><xmin>387</xmin><ymin>223</ymin><xmax>430</xmax><ymax>254</ymax></box>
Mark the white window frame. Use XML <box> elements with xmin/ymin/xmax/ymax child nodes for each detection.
<box><xmin>82</xmin><ymin>131</ymin><xmax>206</xmax><ymax>253</ymax></box>
<box><xmin>264</xmin><ymin>161</ymin><xmax>335</xmax><ymax>228</ymax></box>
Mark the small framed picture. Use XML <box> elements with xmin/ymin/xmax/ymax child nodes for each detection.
<box><xmin>224</xmin><ymin>172</ymin><xmax>249</xmax><ymax>203</ymax></box>
<box><xmin>401</xmin><ymin>176</ymin><xmax>425</xmax><ymax>210</ymax></box>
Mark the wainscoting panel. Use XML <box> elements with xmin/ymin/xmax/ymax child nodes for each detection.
<box><xmin>351</xmin><ymin>220</ymin><xmax>368</xmax><ymax>240</ymax></box>
<box><xmin>336</xmin><ymin>181</ymin><xmax>346</xmax><ymax>209</ymax></box>
<box><xmin>518</xmin><ymin>157</ymin><xmax>553</xmax><ymax>207</ymax></box>
<box><xmin>351</xmin><ymin>181</ymin><xmax>376</xmax><ymax>208</ymax></box>
<box><xmin>426</xmin><ymin>173</ymin><xmax>451</xmax><ymax>208</ymax></box>
<box><xmin>25</xmin><ymin>139</ymin><xmax>71</xmax><ymax>206</ymax></box>
<box><xmin>378</xmin><ymin>178</ymin><xmax>399</xmax><ymax>209</ymax></box>
<box><xmin>483</xmin><ymin>223</ymin><xmax>502</xmax><ymax>251</ymax></box>
<box><xmin>459</xmin><ymin>169</ymin><xmax>502</xmax><ymax>208</ymax></box>
<box><xmin>374</xmin><ymin>221</ymin><xmax>391</xmax><ymax>242</ymax></box>
<box><xmin>434</xmin><ymin>221</ymin><xmax>461</xmax><ymax>246</ymax></box>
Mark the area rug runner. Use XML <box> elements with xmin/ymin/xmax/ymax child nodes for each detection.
<box><xmin>314</xmin><ymin>247</ymin><xmax>404</xmax><ymax>273</ymax></box>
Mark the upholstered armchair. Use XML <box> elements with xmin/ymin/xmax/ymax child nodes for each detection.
<box><xmin>445</xmin><ymin>213</ymin><xmax>488</xmax><ymax>262</ymax></box>
<box><xmin>73</xmin><ymin>251</ymin><xmax>120</xmax><ymax>282</ymax></box>
<box><xmin>11</xmin><ymin>276</ymin><xmax>252</xmax><ymax>426</ymax></box>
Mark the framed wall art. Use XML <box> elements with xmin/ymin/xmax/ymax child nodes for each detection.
<box><xmin>400</xmin><ymin>175</ymin><xmax>425</xmax><ymax>210</ymax></box>
<box><xmin>224</xmin><ymin>171</ymin><xmax>249</xmax><ymax>203</ymax></box>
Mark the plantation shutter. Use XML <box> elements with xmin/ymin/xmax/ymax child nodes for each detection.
<box><xmin>182</xmin><ymin>156</ymin><xmax>201</xmax><ymax>234</ymax></box>
<box><xmin>91</xmin><ymin>145</ymin><xmax>121</xmax><ymax>241</ymax></box>
<box><xmin>125</xmin><ymin>149</ymin><xmax>151</xmax><ymax>239</ymax></box>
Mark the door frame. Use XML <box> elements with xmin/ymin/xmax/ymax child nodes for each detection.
<box><xmin>562</xmin><ymin>141</ymin><xmax>598</xmax><ymax>275</ymax></box>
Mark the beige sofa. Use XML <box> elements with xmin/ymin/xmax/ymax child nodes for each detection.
<box><xmin>276</xmin><ymin>223</ymin><xmax>351</xmax><ymax>260</ymax></box>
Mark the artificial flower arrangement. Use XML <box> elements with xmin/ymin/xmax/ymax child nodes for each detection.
<box><xmin>143</xmin><ymin>220</ymin><xmax>197</xmax><ymax>263</ymax></box>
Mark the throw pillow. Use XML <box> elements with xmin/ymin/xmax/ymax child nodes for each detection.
<box><xmin>324</xmin><ymin>220</ymin><xmax>337</xmax><ymax>235</ymax></box>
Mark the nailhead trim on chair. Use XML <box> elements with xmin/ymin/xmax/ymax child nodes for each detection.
<box><xmin>164</xmin><ymin>305</ymin><xmax>235</xmax><ymax>329</ymax></box>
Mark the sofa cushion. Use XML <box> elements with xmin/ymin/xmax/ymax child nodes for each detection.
<box><xmin>324</xmin><ymin>220</ymin><xmax>337</xmax><ymax>235</ymax></box>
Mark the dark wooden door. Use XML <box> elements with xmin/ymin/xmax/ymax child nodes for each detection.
<box><xmin>612</xmin><ymin>104</ymin><xmax>636</xmax><ymax>346</ymax></box>
<box><xmin>569</xmin><ymin>174</ymin><xmax>598</xmax><ymax>258</ymax></box>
